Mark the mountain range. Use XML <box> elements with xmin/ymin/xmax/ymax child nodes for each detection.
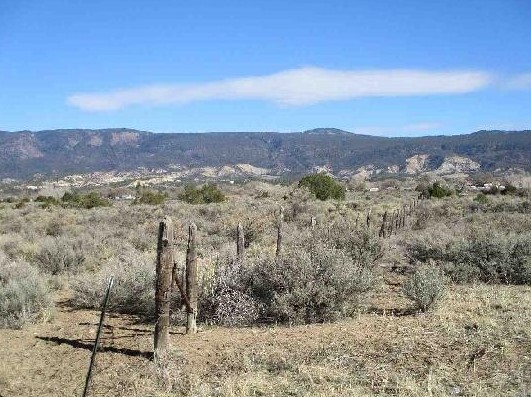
<box><xmin>0</xmin><ymin>128</ymin><xmax>530</xmax><ymax>180</ymax></box>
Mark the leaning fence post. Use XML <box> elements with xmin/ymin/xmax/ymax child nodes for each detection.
<box><xmin>186</xmin><ymin>223</ymin><xmax>198</xmax><ymax>334</ymax></box>
<box><xmin>276</xmin><ymin>206</ymin><xmax>284</xmax><ymax>257</ymax></box>
<box><xmin>82</xmin><ymin>276</ymin><xmax>114</xmax><ymax>397</ymax></box>
<box><xmin>236</xmin><ymin>222</ymin><xmax>245</xmax><ymax>260</ymax></box>
<box><xmin>155</xmin><ymin>217</ymin><xmax>173</xmax><ymax>355</ymax></box>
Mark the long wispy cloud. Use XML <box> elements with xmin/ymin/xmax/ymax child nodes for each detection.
<box><xmin>67</xmin><ymin>67</ymin><xmax>493</xmax><ymax>111</ymax></box>
<box><xmin>503</xmin><ymin>73</ymin><xmax>531</xmax><ymax>90</ymax></box>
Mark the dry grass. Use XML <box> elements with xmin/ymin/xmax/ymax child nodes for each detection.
<box><xmin>0</xmin><ymin>283</ymin><xmax>529</xmax><ymax>396</ymax></box>
<box><xmin>0</xmin><ymin>181</ymin><xmax>530</xmax><ymax>396</ymax></box>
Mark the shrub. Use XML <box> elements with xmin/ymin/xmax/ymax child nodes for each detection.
<box><xmin>133</xmin><ymin>190</ymin><xmax>168</xmax><ymax>205</ymax></box>
<box><xmin>298</xmin><ymin>173</ymin><xmax>345</xmax><ymax>201</ymax></box>
<box><xmin>406</xmin><ymin>229</ymin><xmax>531</xmax><ymax>285</ymax></box>
<box><xmin>35</xmin><ymin>195</ymin><xmax>60</xmax><ymax>208</ymax></box>
<box><xmin>200</xmin><ymin>256</ymin><xmax>261</xmax><ymax>327</ymax></box>
<box><xmin>0</xmin><ymin>257</ymin><xmax>54</xmax><ymax>328</ymax></box>
<box><xmin>248</xmin><ymin>245</ymin><xmax>375</xmax><ymax>324</ymax></box>
<box><xmin>474</xmin><ymin>193</ymin><xmax>488</xmax><ymax>204</ymax></box>
<box><xmin>179</xmin><ymin>184</ymin><xmax>226</xmax><ymax>204</ymax></box>
<box><xmin>428</xmin><ymin>182</ymin><xmax>453</xmax><ymax>198</ymax></box>
<box><xmin>62</xmin><ymin>191</ymin><xmax>111</xmax><ymax>209</ymax></box>
<box><xmin>403</xmin><ymin>265</ymin><xmax>446</xmax><ymax>312</ymax></box>
<box><xmin>32</xmin><ymin>238</ymin><xmax>86</xmax><ymax>275</ymax></box>
<box><xmin>501</xmin><ymin>184</ymin><xmax>518</xmax><ymax>195</ymax></box>
<box><xmin>70</xmin><ymin>252</ymin><xmax>157</xmax><ymax>318</ymax></box>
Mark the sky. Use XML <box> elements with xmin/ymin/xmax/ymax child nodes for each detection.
<box><xmin>1</xmin><ymin>0</ymin><xmax>531</xmax><ymax>136</ymax></box>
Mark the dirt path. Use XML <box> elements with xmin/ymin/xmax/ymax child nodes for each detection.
<box><xmin>1</xmin><ymin>286</ymin><xmax>530</xmax><ymax>397</ymax></box>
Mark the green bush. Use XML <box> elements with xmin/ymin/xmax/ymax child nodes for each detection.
<box><xmin>61</xmin><ymin>191</ymin><xmax>111</xmax><ymax>209</ymax></box>
<box><xmin>35</xmin><ymin>195</ymin><xmax>60</xmax><ymax>208</ymax></box>
<box><xmin>474</xmin><ymin>193</ymin><xmax>488</xmax><ymax>204</ymax></box>
<box><xmin>428</xmin><ymin>182</ymin><xmax>453</xmax><ymax>199</ymax></box>
<box><xmin>298</xmin><ymin>173</ymin><xmax>345</xmax><ymax>201</ymax></box>
<box><xmin>0</xmin><ymin>257</ymin><xmax>54</xmax><ymax>328</ymax></box>
<box><xmin>179</xmin><ymin>184</ymin><xmax>226</xmax><ymax>204</ymax></box>
<box><xmin>403</xmin><ymin>265</ymin><xmax>446</xmax><ymax>312</ymax></box>
<box><xmin>133</xmin><ymin>190</ymin><xmax>168</xmax><ymax>205</ymax></box>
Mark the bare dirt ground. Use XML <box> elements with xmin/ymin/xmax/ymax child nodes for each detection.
<box><xmin>1</xmin><ymin>283</ymin><xmax>530</xmax><ymax>397</ymax></box>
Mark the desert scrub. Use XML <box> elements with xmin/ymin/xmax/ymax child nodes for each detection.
<box><xmin>406</xmin><ymin>228</ymin><xmax>531</xmax><ymax>285</ymax></box>
<box><xmin>70</xmin><ymin>251</ymin><xmax>183</xmax><ymax>322</ymax></box>
<box><xmin>32</xmin><ymin>237</ymin><xmax>86</xmax><ymax>275</ymax></box>
<box><xmin>0</xmin><ymin>255</ymin><xmax>54</xmax><ymax>328</ymax></box>
<box><xmin>200</xmin><ymin>255</ymin><xmax>261</xmax><ymax>327</ymax></box>
<box><xmin>403</xmin><ymin>265</ymin><xmax>446</xmax><ymax>312</ymax></box>
<box><xmin>248</xmin><ymin>245</ymin><xmax>376</xmax><ymax>324</ymax></box>
<box><xmin>70</xmin><ymin>251</ymin><xmax>156</xmax><ymax>318</ymax></box>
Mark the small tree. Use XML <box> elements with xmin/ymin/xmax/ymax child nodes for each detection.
<box><xmin>179</xmin><ymin>184</ymin><xmax>226</xmax><ymax>204</ymax></box>
<box><xmin>428</xmin><ymin>182</ymin><xmax>453</xmax><ymax>199</ymax></box>
<box><xmin>133</xmin><ymin>190</ymin><xmax>168</xmax><ymax>205</ymax></box>
<box><xmin>298</xmin><ymin>173</ymin><xmax>345</xmax><ymax>201</ymax></box>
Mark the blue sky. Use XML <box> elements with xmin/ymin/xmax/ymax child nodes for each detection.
<box><xmin>1</xmin><ymin>0</ymin><xmax>530</xmax><ymax>136</ymax></box>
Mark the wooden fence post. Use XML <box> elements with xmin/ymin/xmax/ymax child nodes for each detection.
<box><xmin>395</xmin><ymin>209</ymin><xmax>400</xmax><ymax>234</ymax></box>
<box><xmin>276</xmin><ymin>206</ymin><xmax>284</xmax><ymax>257</ymax></box>
<box><xmin>310</xmin><ymin>216</ymin><xmax>316</xmax><ymax>230</ymax></box>
<box><xmin>379</xmin><ymin>211</ymin><xmax>387</xmax><ymax>238</ymax></box>
<box><xmin>366</xmin><ymin>208</ymin><xmax>372</xmax><ymax>229</ymax></box>
<box><xmin>186</xmin><ymin>223</ymin><xmax>198</xmax><ymax>334</ymax></box>
<box><xmin>236</xmin><ymin>222</ymin><xmax>245</xmax><ymax>260</ymax></box>
<box><xmin>155</xmin><ymin>217</ymin><xmax>173</xmax><ymax>355</ymax></box>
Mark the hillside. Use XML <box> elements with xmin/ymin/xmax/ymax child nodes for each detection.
<box><xmin>0</xmin><ymin>128</ymin><xmax>530</xmax><ymax>179</ymax></box>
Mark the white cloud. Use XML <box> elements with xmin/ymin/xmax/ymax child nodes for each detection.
<box><xmin>67</xmin><ymin>67</ymin><xmax>493</xmax><ymax>111</ymax></box>
<box><xmin>503</xmin><ymin>73</ymin><xmax>531</xmax><ymax>90</ymax></box>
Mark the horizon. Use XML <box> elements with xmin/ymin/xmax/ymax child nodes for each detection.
<box><xmin>1</xmin><ymin>1</ymin><xmax>531</xmax><ymax>136</ymax></box>
<box><xmin>1</xmin><ymin>126</ymin><xmax>530</xmax><ymax>139</ymax></box>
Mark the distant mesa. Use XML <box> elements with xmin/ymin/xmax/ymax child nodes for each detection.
<box><xmin>0</xmin><ymin>128</ymin><xmax>529</xmax><ymax>180</ymax></box>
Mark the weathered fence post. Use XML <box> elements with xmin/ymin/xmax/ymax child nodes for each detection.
<box><xmin>310</xmin><ymin>216</ymin><xmax>316</xmax><ymax>230</ymax></box>
<box><xmin>394</xmin><ymin>209</ymin><xmax>400</xmax><ymax>234</ymax></box>
<box><xmin>186</xmin><ymin>223</ymin><xmax>198</xmax><ymax>334</ymax></box>
<box><xmin>379</xmin><ymin>211</ymin><xmax>387</xmax><ymax>238</ymax></box>
<box><xmin>276</xmin><ymin>206</ymin><xmax>284</xmax><ymax>257</ymax></box>
<box><xmin>155</xmin><ymin>217</ymin><xmax>173</xmax><ymax>355</ymax></box>
<box><xmin>236</xmin><ymin>222</ymin><xmax>245</xmax><ymax>260</ymax></box>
